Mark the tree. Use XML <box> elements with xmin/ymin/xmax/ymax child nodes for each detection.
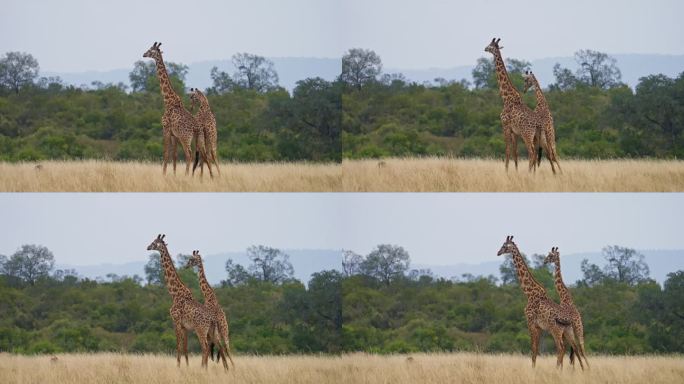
<box><xmin>472</xmin><ymin>57</ymin><xmax>497</xmax><ymax>89</ymax></box>
<box><xmin>575</xmin><ymin>50</ymin><xmax>622</xmax><ymax>88</ymax></box>
<box><xmin>129</xmin><ymin>60</ymin><xmax>188</xmax><ymax>93</ymax></box>
<box><xmin>224</xmin><ymin>258</ymin><xmax>251</xmax><ymax>287</ymax></box>
<box><xmin>2</xmin><ymin>244</ymin><xmax>55</xmax><ymax>285</ymax></box>
<box><xmin>664</xmin><ymin>271</ymin><xmax>684</xmax><ymax>321</ymax></box>
<box><xmin>580</xmin><ymin>246</ymin><xmax>650</xmax><ymax>286</ymax></box>
<box><xmin>634</xmin><ymin>74</ymin><xmax>684</xmax><ymax>150</ymax></box>
<box><xmin>359</xmin><ymin>244</ymin><xmax>410</xmax><ymax>285</ymax></box>
<box><xmin>231</xmin><ymin>53</ymin><xmax>279</xmax><ymax>92</ymax></box>
<box><xmin>292</xmin><ymin>77</ymin><xmax>341</xmax><ymax>148</ymax></box>
<box><xmin>247</xmin><ymin>245</ymin><xmax>294</xmax><ymax>284</ymax></box>
<box><xmin>307</xmin><ymin>270</ymin><xmax>343</xmax><ymax>349</ymax></box>
<box><xmin>580</xmin><ymin>258</ymin><xmax>605</xmax><ymax>287</ymax></box>
<box><xmin>471</xmin><ymin>57</ymin><xmax>529</xmax><ymax>90</ymax></box>
<box><xmin>342</xmin><ymin>250</ymin><xmax>363</xmax><ymax>277</ymax></box>
<box><xmin>143</xmin><ymin>253</ymin><xmax>164</xmax><ymax>285</ymax></box>
<box><xmin>209</xmin><ymin>66</ymin><xmax>236</xmax><ymax>94</ymax></box>
<box><xmin>602</xmin><ymin>246</ymin><xmax>650</xmax><ymax>284</ymax></box>
<box><xmin>340</xmin><ymin>48</ymin><xmax>382</xmax><ymax>90</ymax></box>
<box><xmin>551</xmin><ymin>63</ymin><xmax>578</xmax><ymax>91</ymax></box>
<box><xmin>552</xmin><ymin>50</ymin><xmax>622</xmax><ymax>90</ymax></box>
<box><xmin>0</xmin><ymin>52</ymin><xmax>39</xmax><ymax>93</ymax></box>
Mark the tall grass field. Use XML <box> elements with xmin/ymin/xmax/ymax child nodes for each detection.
<box><xmin>1</xmin><ymin>352</ymin><xmax>682</xmax><ymax>384</ymax></box>
<box><xmin>342</xmin><ymin>158</ymin><xmax>684</xmax><ymax>192</ymax></box>
<box><xmin>0</xmin><ymin>160</ymin><xmax>341</xmax><ymax>192</ymax></box>
<box><xmin>1</xmin><ymin>158</ymin><xmax>683</xmax><ymax>192</ymax></box>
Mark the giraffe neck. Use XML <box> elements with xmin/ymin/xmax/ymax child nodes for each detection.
<box><xmin>510</xmin><ymin>245</ymin><xmax>546</xmax><ymax>298</ymax></box>
<box><xmin>532</xmin><ymin>77</ymin><xmax>551</xmax><ymax>116</ymax></box>
<box><xmin>158</xmin><ymin>245</ymin><xmax>193</xmax><ymax>299</ymax></box>
<box><xmin>198</xmin><ymin>97</ymin><xmax>211</xmax><ymax>114</ymax></box>
<box><xmin>196</xmin><ymin>260</ymin><xmax>217</xmax><ymax>306</ymax></box>
<box><xmin>492</xmin><ymin>48</ymin><xmax>522</xmax><ymax>106</ymax></box>
<box><xmin>153</xmin><ymin>56</ymin><xmax>182</xmax><ymax>109</ymax></box>
<box><xmin>553</xmin><ymin>259</ymin><xmax>573</xmax><ymax>306</ymax></box>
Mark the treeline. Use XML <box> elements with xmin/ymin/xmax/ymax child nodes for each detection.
<box><xmin>1</xmin><ymin>244</ymin><xmax>683</xmax><ymax>355</ymax></box>
<box><xmin>341</xmin><ymin>48</ymin><xmax>684</xmax><ymax>159</ymax></box>
<box><xmin>341</xmin><ymin>245</ymin><xmax>684</xmax><ymax>354</ymax></box>
<box><xmin>0</xmin><ymin>245</ymin><xmax>341</xmax><ymax>354</ymax></box>
<box><xmin>0</xmin><ymin>52</ymin><xmax>340</xmax><ymax>162</ymax></box>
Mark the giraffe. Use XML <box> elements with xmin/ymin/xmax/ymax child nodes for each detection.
<box><xmin>523</xmin><ymin>71</ymin><xmax>562</xmax><ymax>174</ymax></box>
<box><xmin>189</xmin><ymin>88</ymin><xmax>220</xmax><ymax>176</ymax></box>
<box><xmin>484</xmin><ymin>38</ymin><xmax>543</xmax><ymax>172</ymax></box>
<box><xmin>497</xmin><ymin>236</ymin><xmax>584</xmax><ymax>369</ymax></box>
<box><xmin>142</xmin><ymin>42</ymin><xmax>213</xmax><ymax>178</ymax></box>
<box><xmin>146</xmin><ymin>234</ymin><xmax>222</xmax><ymax>369</ymax></box>
<box><xmin>544</xmin><ymin>247</ymin><xmax>589</xmax><ymax>368</ymax></box>
<box><xmin>185</xmin><ymin>250</ymin><xmax>235</xmax><ymax>369</ymax></box>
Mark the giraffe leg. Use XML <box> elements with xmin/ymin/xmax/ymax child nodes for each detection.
<box><xmin>525</xmin><ymin>136</ymin><xmax>537</xmax><ymax>173</ymax></box>
<box><xmin>171</xmin><ymin>136</ymin><xmax>178</xmax><ymax>175</ymax></box>
<box><xmin>511</xmin><ymin>134</ymin><xmax>519</xmax><ymax>170</ymax></box>
<box><xmin>211</xmin><ymin>146</ymin><xmax>221</xmax><ymax>176</ymax></box>
<box><xmin>162</xmin><ymin>134</ymin><xmax>171</xmax><ymax>175</ymax></box>
<box><xmin>174</xmin><ymin>325</ymin><xmax>184</xmax><ymax>367</ymax></box>
<box><xmin>576</xmin><ymin>321</ymin><xmax>589</xmax><ymax>369</ymax></box>
<box><xmin>220</xmin><ymin>322</ymin><xmax>234</xmax><ymax>370</ymax></box>
<box><xmin>564</xmin><ymin>327</ymin><xmax>584</xmax><ymax>370</ymax></box>
<box><xmin>528</xmin><ymin>323</ymin><xmax>541</xmax><ymax>367</ymax></box>
<box><xmin>552</xmin><ymin>328</ymin><xmax>565</xmax><ymax>369</ymax></box>
<box><xmin>196</xmin><ymin>134</ymin><xmax>213</xmax><ymax>179</ymax></box>
<box><xmin>504</xmin><ymin>130</ymin><xmax>510</xmax><ymax>171</ymax></box>
<box><xmin>195</xmin><ymin>328</ymin><xmax>210</xmax><ymax>368</ymax></box>
<box><xmin>214</xmin><ymin>326</ymin><xmax>230</xmax><ymax>371</ymax></box>
<box><xmin>182</xmin><ymin>328</ymin><xmax>189</xmax><ymax>366</ymax></box>
<box><xmin>543</xmin><ymin>129</ymin><xmax>556</xmax><ymax>174</ymax></box>
<box><xmin>180</xmin><ymin>138</ymin><xmax>193</xmax><ymax>176</ymax></box>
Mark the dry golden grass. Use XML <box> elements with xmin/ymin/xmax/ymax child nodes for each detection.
<box><xmin>1</xmin><ymin>352</ymin><xmax>682</xmax><ymax>384</ymax></box>
<box><xmin>0</xmin><ymin>160</ymin><xmax>341</xmax><ymax>192</ymax></box>
<box><xmin>3</xmin><ymin>158</ymin><xmax>684</xmax><ymax>192</ymax></box>
<box><xmin>342</xmin><ymin>157</ymin><xmax>684</xmax><ymax>192</ymax></box>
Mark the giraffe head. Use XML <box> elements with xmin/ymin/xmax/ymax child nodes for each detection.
<box><xmin>544</xmin><ymin>246</ymin><xmax>560</xmax><ymax>264</ymax></box>
<box><xmin>189</xmin><ymin>88</ymin><xmax>207</xmax><ymax>110</ymax></box>
<box><xmin>522</xmin><ymin>70</ymin><xmax>537</xmax><ymax>93</ymax></box>
<box><xmin>143</xmin><ymin>42</ymin><xmax>163</xmax><ymax>61</ymax></box>
<box><xmin>484</xmin><ymin>38</ymin><xmax>503</xmax><ymax>54</ymax></box>
<box><xmin>146</xmin><ymin>234</ymin><xmax>167</xmax><ymax>251</ymax></box>
<box><xmin>185</xmin><ymin>250</ymin><xmax>203</xmax><ymax>269</ymax></box>
<box><xmin>497</xmin><ymin>235</ymin><xmax>516</xmax><ymax>256</ymax></box>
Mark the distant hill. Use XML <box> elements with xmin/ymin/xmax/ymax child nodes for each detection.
<box><xmin>57</xmin><ymin>249</ymin><xmax>342</xmax><ymax>285</ymax></box>
<box><xmin>387</xmin><ymin>53</ymin><xmax>684</xmax><ymax>88</ymax></box>
<box><xmin>416</xmin><ymin>249</ymin><xmax>684</xmax><ymax>285</ymax></box>
<box><xmin>46</xmin><ymin>54</ymin><xmax>683</xmax><ymax>92</ymax></box>
<box><xmin>44</xmin><ymin>57</ymin><xmax>341</xmax><ymax>92</ymax></box>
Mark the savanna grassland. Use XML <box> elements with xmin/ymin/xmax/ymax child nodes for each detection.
<box><xmin>2</xmin><ymin>158</ymin><xmax>683</xmax><ymax>192</ymax></box>
<box><xmin>0</xmin><ymin>160</ymin><xmax>341</xmax><ymax>192</ymax></box>
<box><xmin>342</xmin><ymin>158</ymin><xmax>684</xmax><ymax>192</ymax></box>
<box><xmin>1</xmin><ymin>353</ymin><xmax>683</xmax><ymax>384</ymax></box>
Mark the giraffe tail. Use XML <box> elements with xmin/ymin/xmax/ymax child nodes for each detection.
<box><xmin>537</xmin><ymin>146</ymin><xmax>543</xmax><ymax>166</ymax></box>
<box><xmin>192</xmin><ymin>150</ymin><xmax>201</xmax><ymax>173</ymax></box>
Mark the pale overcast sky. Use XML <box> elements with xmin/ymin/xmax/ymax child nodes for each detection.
<box><xmin>0</xmin><ymin>193</ymin><xmax>681</xmax><ymax>266</ymax></box>
<box><xmin>1</xmin><ymin>0</ymin><xmax>682</xmax><ymax>72</ymax></box>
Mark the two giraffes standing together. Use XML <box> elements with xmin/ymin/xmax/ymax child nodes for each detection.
<box><xmin>143</xmin><ymin>42</ymin><xmax>220</xmax><ymax>178</ymax></box>
<box><xmin>146</xmin><ymin>234</ymin><xmax>234</xmax><ymax>371</ymax></box>
<box><xmin>497</xmin><ymin>236</ymin><xmax>589</xmax><ymax>369</ymax></box>
<box><xmin>485</xmin><ymin>38</ymin><xmax>562</xmax><ymax>174</ymax></box>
